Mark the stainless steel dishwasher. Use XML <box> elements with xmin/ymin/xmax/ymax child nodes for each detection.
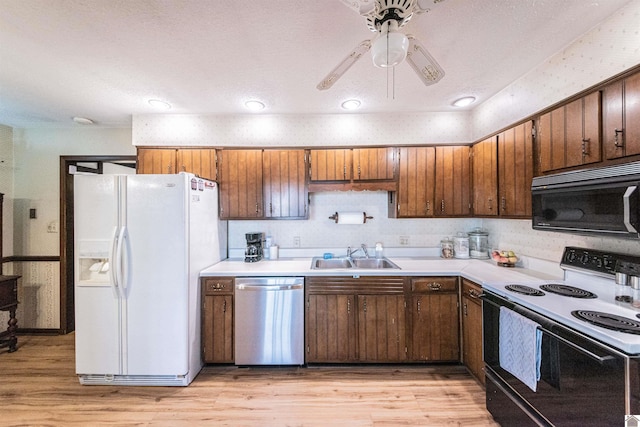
<box><xmin>234</xmin><ymin>277</ymin><xmax>304</xmax><ymax>365</ymax></box>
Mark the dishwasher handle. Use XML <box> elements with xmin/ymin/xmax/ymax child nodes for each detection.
<box><xmin>235</xmin><ymin>284</ymin><xmax>303</xmax><ymax>291</ymax></box>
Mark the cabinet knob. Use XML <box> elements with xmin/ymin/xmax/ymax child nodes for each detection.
<box><xmin>428</xmin><ymin>282</ymin><xmax>442</xmax><ymax>291</ymax></box>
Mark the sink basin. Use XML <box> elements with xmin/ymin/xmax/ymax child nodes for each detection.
<box><xmin>351</xmin><ymin>258</ymin><xmax>400</xmax><ymax>269</ymax></box>
<box><xmin>311</xmin><ymin>258</ymin><xmax>353</xmax><ymax>269</ymax></box>
<box><xmin>310</xmin><ymin>257</ymin><xmax>400</xmax><ymax>270</ymax></box>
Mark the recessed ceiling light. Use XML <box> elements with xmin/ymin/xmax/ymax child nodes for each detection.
<box><xmin>452</xmin><ymin>96</ymin><xmax>476</xmax><ymax>107</ymax></box>
<box><xmin>245</xmin><ymin>100</ymin><xmax>265</xmax><ymax>111</ymax></box>
<box><xmin>72</xmin><ymin>116</ymin><xmax>94</xmax><ymax>125</ymax></box>
<box><xmin>341</xmin><ymin>99</ymin><xmax>361</xmax><ymax>110</ymax></box>
<box><xmin>148</xmin><ymin>99</ymin><xmax>172</xmax><ymax>110</ymax></box>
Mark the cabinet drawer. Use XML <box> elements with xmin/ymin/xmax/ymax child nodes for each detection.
<box><xmin>202</xmin><ymin>277</ymin><xmax>234</xmax><ymax>295</ymax></box>
<box><xmin>411</xmin><ymin>277</ymin><xmax>457</xmax><ymax>293</ymax></box>
<box><xmin>461</xmin><ymin>279</ymin><xmax>482</xmax><ymax>306</ymax></box>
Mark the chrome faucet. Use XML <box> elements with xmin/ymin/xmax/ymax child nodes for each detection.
<box><xmin>347</xmin><ymin>244</ymin><xmax>369</xmax><ymax>258</ymax></box>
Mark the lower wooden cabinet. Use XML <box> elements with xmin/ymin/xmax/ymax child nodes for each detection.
<box><xmin>461</xmin><ymin>278</ymin><xmax>484</xmax><ymax>384</ymax></box>
<box><xmin>201</xmin><ymin>277</ymin><xmax>234</xmax><ymax>363</ymax></box>
<box><xmin>305</xmin><ymin>276</ymin><xmax>407</xmax><ymax>363</ymax></box>
<box><xmin>410</xmin><ymin>277</ymin><xmax>460</xmax><ymax>362</ymax></box>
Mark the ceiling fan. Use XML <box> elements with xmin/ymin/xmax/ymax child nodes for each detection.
<box><xmin>316</xmin><ymin>0</ymin><xmax>445</xmax><ymax>91</ymax></box>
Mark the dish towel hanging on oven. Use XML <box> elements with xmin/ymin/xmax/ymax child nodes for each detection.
<box><xmin>499</xmin><ymin>306</ymin><xmax>542</xmax><ymax>392</ymax></box>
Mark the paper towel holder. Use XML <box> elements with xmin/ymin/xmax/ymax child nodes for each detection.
<box><xmin>329</xmin><ymin>212</ymin><xmax>374</xmax><ymax>223</ymax></box>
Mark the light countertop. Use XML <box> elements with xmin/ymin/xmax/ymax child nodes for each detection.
<box><xmin>200</xmin><ymin>256</ymin><xmax>563</xmax><ymax>286</ymax></box>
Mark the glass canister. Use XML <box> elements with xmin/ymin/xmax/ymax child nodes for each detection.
<box><xmin>453</xmin><ymin>232</ymin><xmax>470</xmax><ymax>259</ymax></box>
<box><xmin>468</xmin><ymin>228</ymin><xmax>490</xmax><ymax>259</ymax></box>
<box><xmin>440</xmin><ymin>237</ymin><xmax>454</xmax><ymax>259</ymax></box>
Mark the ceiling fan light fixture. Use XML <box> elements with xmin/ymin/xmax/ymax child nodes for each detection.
<box><xmin>244</xmin><ymin>100</ymin><xmax>265</xmax><ymax>111</ymax></box>
<box><xmin>341</xmin><ymin>99</ymin><xmax>361</xmax><ymax>110</ymax></box>
<box><xmin>453</xmin><ymin>96</ymin><xmax>476</xmax><ymax>107</ymax></box>
<box><xmin>372</xmin><ymin>31</ymin><xmax>409</xmax><ymax>68</ymax></box>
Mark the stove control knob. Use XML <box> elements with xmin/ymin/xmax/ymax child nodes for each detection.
<box><xmin>580</xmin><ymin>254</ymin><xmax>590</xmax><ymax>264</ymax></box>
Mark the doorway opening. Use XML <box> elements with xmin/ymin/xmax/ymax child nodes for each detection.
<box><xmin>59</xmin><ymin>155</ymin><xmax>136</xmax><ymax>334</ymax></box>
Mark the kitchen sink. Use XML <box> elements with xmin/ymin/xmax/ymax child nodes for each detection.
<box><xmin>311</xmin><ymin>258</ymin><xmax>353</xmax><ymax>269</ymax></box>
<box><xmin>351</xmin><ymin>258</ymin><xmax>400</xmax><ymax>269</ymax></box>
<box><xmin>310</xmin><ymin>257</ymin><xmax>400</xmax><ymax>270</ymax></box>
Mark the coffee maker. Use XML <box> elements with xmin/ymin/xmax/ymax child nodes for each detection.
<box><xmin>244</xmin><ymin>232</ymin><xmax>264</xmax><ymax>263</ymax></box>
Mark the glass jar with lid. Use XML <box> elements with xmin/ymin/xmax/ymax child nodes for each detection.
<box><xmin>440</xmin><ymin>237</ymin><xmax>454</xmax><ymax>259</ymax></box>
<box><xmin>453</xmin><ymin>232</ymin><xmax>470</xmax><ymax>259</ymax></box>
<box><xmin>468</xmin><ymin>228</ymin><xmax>490</xmax><ymax>259</ymax></box>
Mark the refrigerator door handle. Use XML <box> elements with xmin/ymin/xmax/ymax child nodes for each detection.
<box><xmin>114</xmin><ymin>226</ymin><xmax>127</xmax><ymax>297</ymax></box>
<box><xmin>109</xmin><ymin>226</ymin><xmax>121</xmax><ymax>292</ymax></box>
<box><xmin>120</xmin><ymin>226</ymin><xmax>131</xmax><ymax>295</ymax></box>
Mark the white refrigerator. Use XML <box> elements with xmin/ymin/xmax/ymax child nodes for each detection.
<box><xmin>74</xmin><ymin>173</ymin><xmax>227</xmax><ymax>386</ymax></box>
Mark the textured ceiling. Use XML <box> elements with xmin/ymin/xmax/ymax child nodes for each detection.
<box><xmin>0</xmin><ymin>0</ymin><xmax>633</xmax><ymax>128</ymax></box>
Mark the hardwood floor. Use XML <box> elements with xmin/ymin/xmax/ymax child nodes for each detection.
<box><xmin>0</xmin><ymin>334</ymin><xmax>499</xmax><ymax>426</ymax></box>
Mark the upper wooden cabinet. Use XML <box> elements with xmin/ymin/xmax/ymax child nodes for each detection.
<box><xmin>472</xmin><ymin>136</ymin><xmax>498</xmax><ymax>216</ymax></box>
<box><xmin>309</xmin><ymin>148</ymin><xmax>397</xmax><ymax>191</ymax></box>
<box><xmin>217</xmin><ymin>149</ymin><xmax>264</xmax><ymax>219</ymax></box>
<box><xmin>309</xmin><ymin>148</ymin><xmax>352</xmax><ymax>181</ymax></box>
<box><xmin>137</xmin><ymin>147</ymin><xmax>216</xmax><ymax>180</ymax></box>
<box><xmin>263</xmin><ymin>149</ymin><xmax>308</xmax><ymax>219</ymax></box>
<box><xmin>392</xmin><ymin>146</ymin><xmax>470</xmax><ymax>218</ymax></box>
<box><xmin>434</xmin><ymin>146</ymin><xmax>471</xmax><ymax>216</ymax></box>
<box><xmin>395</xmin><ymin>146</ymin><xmax>435</xmax><ymax>218</ymax></box>
<box><xmin>218</xmin><ymin>149</ymin><xmax>308</xmax><ymax>220</ymax></box>
<box><xmin>538</xmin><ymin>91</ymin><xmax>601</xmax><ymax>173</ymax></box>
<box><xmin>498</xmin><ymin>121</ymin><xmax>534</xmax><ymax>217</ymax></box>
<box><xmin>603</xmin><ymin>71</ymin><xmax>640</xmax><ymax>160</ymax></box>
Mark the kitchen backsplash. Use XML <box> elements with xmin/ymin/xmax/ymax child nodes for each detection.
<box><xmin>229</xmin><ymin>191</ymin><xmax>640</xmax><ymax>262</ymax></box>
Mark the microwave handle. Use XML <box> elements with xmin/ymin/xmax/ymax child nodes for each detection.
<box><xmin>624</xmin><ymin>186</ymin><xmax>638</xmax><ymax>233</ymax></box>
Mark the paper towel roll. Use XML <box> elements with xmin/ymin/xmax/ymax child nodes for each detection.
<box><xmin>337</xmin><ymin>212</ymin><xmax>365</xmax><ymax>225</ymax></box>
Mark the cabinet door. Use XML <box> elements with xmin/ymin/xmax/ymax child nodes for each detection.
<box><xmin>604</xmin><ymin>72</ymin><xmax>640</xmax><ymax>159</ymax></box>
<box><xmin>499</xmin><ymin>121</ymin><xmax>533</xmax><ymax>217</ymax></box>
<box><xmin>566</xmin><ymin>92</ymin><xmax>601</xmax><ymax>168</ymax></box>
<box><xmin>137</xmin><ymin>148</ymin><xmax>177</xmax><ymax>174</ymax></box>
<box><xmin>411</xmin><ymin>292</ymin><xmax>459</xmax><ymax>362</ymax></box>
<box><xmin>309</xmin><ymin>149</ymin><xmax>352</xmax><ymax>181</ymax></box>
<box><xmin>202</xmin><ymin>294</ymin><xmax>233</xmax><ymax>363</ymax></box>
<box><xmin>462</xmin><ymin>279</ymin><xmax>484</xmax><ymax>385</ymax></box>
<box><xmin>357</xmin><ymin>295</ymin><xmax>407</xmax><ymax>362</ymax></box>
<box><xmin>218</xmin><ymin>150</ymin><xmax>263</xmax><ymax>219</ymax></box>
<box><xmin>434</xmin><ymin>145</ymin><xmax>471</xmax><ymax>216</ymax></box>
<box><xmin>352</xmin><ymin>147</ymin><xmax>396</xmax><ymax>181</ymax></box>
<box><xmin>625</xmin><ymin>72</ymin><xmax>640</xmax><ymax>157</ymax></box>
<box><xmin>263</xmin><ymin>149</ymin><xmax>308</xmax><ymax>219</ymax></box>
<box><xmin>176</xmin><ymin>148</ymin><xmax>217</xmax><ymax>180</ymax></box>
<box><xmin>472</xmin><ymin>137</ymin><xmax>498</xmax><ymax>216</ymax></box>
<box><xmin>538</xmin><ymin>107</ymin><xmax>567</xmax><ymax>173</ymax></box>
<box><xmin>396</xmin><ymin>146</ymin><xmax>435</xmax><ymax>217</ymax></box>
<box><xmin>306</xmin><ymin>294</ymin><xmax>357</xmax><ymax>363</ymax></box>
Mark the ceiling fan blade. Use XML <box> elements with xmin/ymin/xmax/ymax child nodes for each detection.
<box><xmin>405</xmin><ymin>35</ymin><xmax>445</xmax><ymax>86</ymax></box>
<box><xmin>339</xmin><ymin>0</ymin><xmax>377</xmax><ymax>16</ymax></box>
<box><xmin>316</xmin><ymin>40</ymin><xmax>372</xmax><ymax>91</ymax></box>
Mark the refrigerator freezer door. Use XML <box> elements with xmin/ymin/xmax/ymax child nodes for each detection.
<box><xmin>75</xmin><ymin>175</ymin><xmax>122</xmax><ymax>375</ymax></box>
<box><xmin>123</xmin><ymin>175</ymin><xmax>189</xmax><ymax>375</ymax></box>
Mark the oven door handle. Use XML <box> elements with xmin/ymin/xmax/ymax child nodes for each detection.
<box><xmin>480</xmin><ymin>293</ymin><xmax>618</xmax><ymax>366</ymax></box>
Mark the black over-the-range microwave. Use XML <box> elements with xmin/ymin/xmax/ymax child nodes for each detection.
<box><xmin>531</xmin><ymin>161</ymin><xmax>640</xmax><ymax>238</ymax></box>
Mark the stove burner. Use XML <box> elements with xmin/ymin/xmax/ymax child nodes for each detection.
<box><xmin>540</xmin><ymin>284</ymin><xmax>597</xmax><ymax>299</ymax></box>
<box><xmin>505</xmin><ymin>284</ymin><xmax>545</xmax><ymax>296</ymax></box>
<box><xmin>572</xmin><ymin>310</ymin><xmax>640</xmax><ymax>335</ymax></box>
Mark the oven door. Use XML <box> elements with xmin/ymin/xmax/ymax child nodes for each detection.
<box><xmin>482</xmin><ymin>290</ymin><xmax>633</xmax><ymax>427</ymax></box>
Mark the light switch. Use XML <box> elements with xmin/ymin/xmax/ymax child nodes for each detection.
<box><xmin>29</xmin><ymin>208</ymin><xmax>36</xmax><ymax>219</ymax></box>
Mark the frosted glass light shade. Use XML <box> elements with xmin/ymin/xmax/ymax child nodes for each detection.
<box><xmin>371</xmin><ymin>32</ymin><xmax>409</xmax><ymax>68</ymax></box>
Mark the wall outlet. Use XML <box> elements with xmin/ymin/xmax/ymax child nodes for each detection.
<box><xmin>399</xmin><ymin>236</ymin><xmax>409</xmax><ymax>246</ymax></box>
<box><xmin>293</xmin><ymin>236</ymin><xmax>301</xmax><ymax>247</ymax></box>
<box><xmin>47</xmin><ymin>221</ymin><xmax>59</xmax><ymax>233</ymax></box>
